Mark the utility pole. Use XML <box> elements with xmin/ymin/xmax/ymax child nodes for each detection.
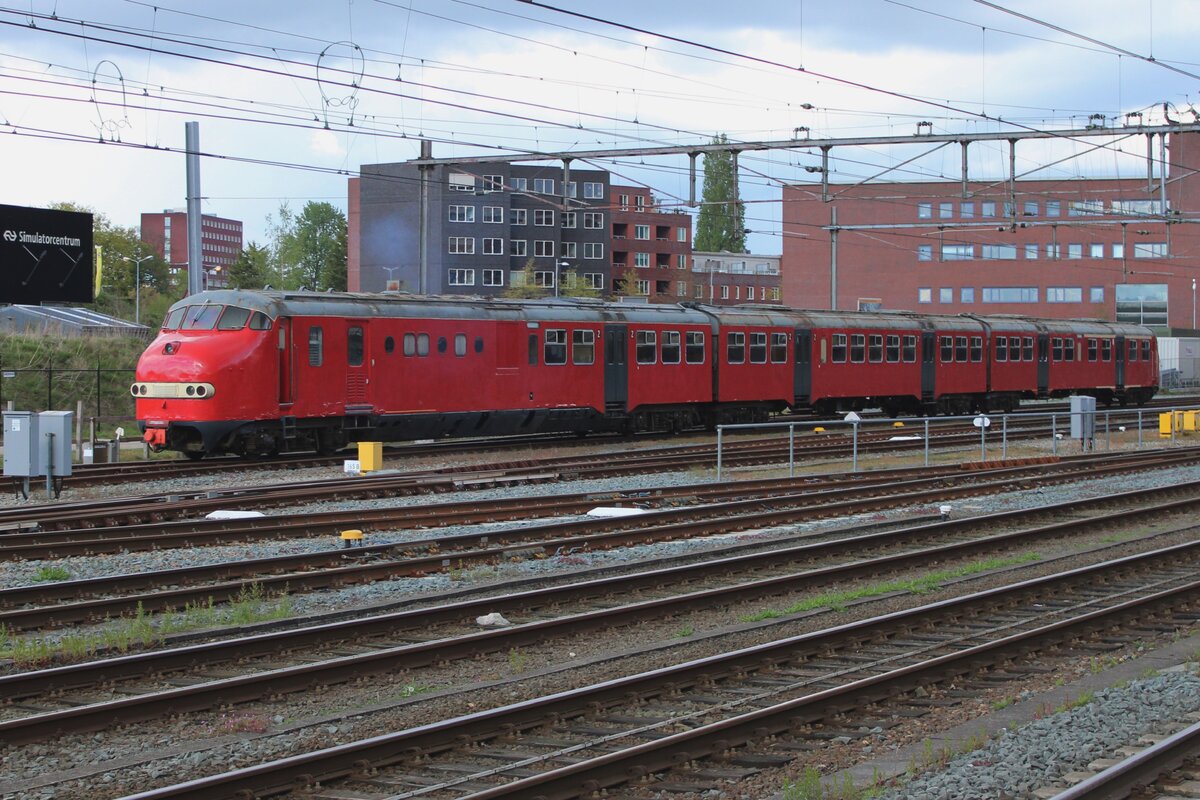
<box><xmin>185</xmin><ymin>121</ymin><xmax>204</xmax><ymax>296</ymax></box>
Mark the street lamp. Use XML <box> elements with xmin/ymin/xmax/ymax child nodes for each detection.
<box><xmin>555</xmin><ymin>260</ymin><xmax>571</xmax><ymax>298</ymax></box>
<box><xmin>120</xmin><ymin>253</ymin><xmax>154</xmax><ymax>326</ymax></box>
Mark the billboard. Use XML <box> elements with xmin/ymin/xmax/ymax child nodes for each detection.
<box><xmin>0</xmin><ymin>204</ymin><xmax>94</xmax><ymax>304</ymax></box>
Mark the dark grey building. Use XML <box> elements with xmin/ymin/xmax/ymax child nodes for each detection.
<box><xmin>352</xmin><ymin>162</ymin><xmax>611</xmax><ymax>297</ymax></box>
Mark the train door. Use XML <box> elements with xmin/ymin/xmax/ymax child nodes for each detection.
<box><xmin>920</xmin><ymin>331</ymin><xmax>936</xmax><ymax>403</ymax></box>
<box><xmin>277</xmin><ymin>317</ymin><xmax>293</xmax><ymax>405</ymax></box>
<box><xmin>1115</xmin><ymin>335</ymin><xmax>1126</xmax><ymax>389</ymax></box>
<box><xmin>604</xmin><ymin>325</ymin><xmax>628</xmax><ymax>412</ymax></box>
<box><xmin>793</xmin><ymin>329</ymin><xmax>812</xmax><ymax>405</ymax></box>
<box><xmin>1037</xmin><ymin>333</ymin><xmax>1050</xmax><ymax>395</ymax></box>
<box><xmin>346</xmin><ymin>320</ymin><xmax>371</xmax><ymax>411</ymax></box>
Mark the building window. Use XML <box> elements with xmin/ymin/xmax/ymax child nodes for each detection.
<box><xmin>1112</xmin><ymin>243</ymin><xmax>1125</xmax><ymax>259</ymax></box>
<box><xmin>448</xmin><ymin>236</ymin><xmax>475</xmax><ymax>254</ymax></box>
<box><xmin>1023</xmin><ymin>200</ymin><xmax>1038</xmax><ymax>216</ymax></box>
<box><xmin>939</xmin><ymin>287</ymin><xmax>953</xmax><ymax>303</ymax></box>
<box><xmin>581</xmin><ymin>182</ymin><xmax>603</xmax><ymax>199</ymax></box>
<box><xmin>448</xmin><ymin>268</ymin><xmax>475</xmax><ymax>286</ymax></box>
<box><xmin>510</xmin><ymin>208</ymin><xmax>527</xmax><ymax>226</ymax></box>
<box><xmin>561</xmin><ymin>241</ymin><xmax>577</xmax><ymax>259</ymax></box>
<box><xmin>677</xmin><ymin>254</ymin><xmax>687</xmax><ymax>269</ymax></box>
<box><xmin>661</xmin><ymin>330</ymin><xmax>681</xmax><ymax>364</ymax></box>
<box><xmin>676</xmin><ymin>227</ymin><xmax>688</xmax><ymax>242</ymax></box>
<box><xmin>534</xmin><ymin>240</ymin><xmax>554</xmax><ymax>258</ymax></box>
<box><xmin>510</xmin><ymin>240</ymin><xmax>527</xmax><ymax>256</ymax></box>
<box><xmin>676</xmin><ymin>281</ymin><xmax>687</xmax><ymax>296</ymax></box>
<box><xmin>981</xmin><ymin>201</ymin><xmax>996</xmax><ymax>218</ymax></box>
<box><xmin>634</xmin><ymin>252</ymin><xmax>650</xmax><ymax>268</ymax></box>
<box><xmin>448</xmin><ymin>205</ymin><xmax>475</xmax><ymax>223</ymax></box>
<box><xmin>1133</xmin><ymin>242</ymin><xmax>1168</xmax><ymax>258</ymax></box>
<box><xmin>1024</xmin><ymin>243</ymin><xmax>1038</xmax><ymax>260</ymax></box>
<box><xmin>942</xmin><ymin>244</ymin><xmax>974</xmax><ymax>260</ymax></box>
<box><xmin>584</xmin><ymin>242</ymin><xmax>604</xmax><ymax>260</ymax></box>
<box><xmin>509</xmin><ymin>177</ymin><xmax>527</xmax><ymax>192</ymax></box>
<box><xmin>532</xmin><ymin>178</ymin><xmax>554</xmax><ymax>194</ymax></box>
<box><xmin>483</xmin><ymin>269</ymin><xmax>503</xmax><ymax>286</ymax></box>
<box><xmin>917</xmin><ymin>245</ymin><xmax>932</xmax><ymax>261</ymax></box>
<box><xmin>585</xmin><ymin>272</ymin><xmax>603</xmax><ymax>289</ymax></box>
<box><xmin>544</xmin><ymin>329</ymin><xmax>567</xmax><ymax>365</ymax></box>
<box><xmin>938</xmin><ymin>202</ymin><xmax>953</xmax><ymax>219</ymax></box>
<box><xmin>961</xmin><ymin>287</ymin><xmax>975</xmax><ymax>303</ymax></box>
<box><xmin>1116</xmin><ymin>283</ymin><xmax>1168</xmax><ymax>326</ymax></box>
<box><xmin>917</xmin><ymin>202</ymin><xmax>932</xmax><ymax>219</ymax></box>
<box><xmin>982</xmin><ymin>287</ymin><xmax>1039</xmax><ymax>303</ymax></box>
<box><xmin>981</xmin><ymin>245</ymin><xmax>1017</xmax><ymax>260</ymax></box>
<box><xmin>533</xmin><ymin>271</ymin><xmax>554</xmax><ymax>287</ymax></box>
<box><xmin>584</xmin><ymin>212</ymin><xmax>604</xmax><ymax>229</ymax></box>
<box><xmin>635</xmin><ymin>195</ymin><xmax>646</xmax><ymax>210</ymax></box>
<box><xmin>726</xmin><ymin>332</ymin><xmax>745</xmax><ymax>363</ymax></box>
<box><xmin>634</xmin><ymin>225</ymin><xmax>650</xmax><ymax>240</ymax></box>
<box><xmin>1068</xmin><ymin>243</ymin><xmax>1083</xmax><ymax>259</ymax></box>
<box><xmin>563</xmin><ymin>181</ymin><xmax>577</xmax><ymax>198</ymax></box>
<box><xmin>695</xmin><ymin>284</ymin><xmax>705</xmax><ymax>298</ymax></box>
<box><xmin>1090</xmin><ymin>286</ymin><xmax>1104</xmax><ymax>303</ymax></box>
<box><xmin>636</xmin><ymin>330</ymin><xmax>657</xmax><ymax>364</ymax></box>
<box><xmin>960</xmin><ymin>201</ymin><xmax>974</xmax><ymax>218</ymax></box>
<box><xmin>482</xmin><ymin>206</ymin><xmax>504</xmax><ymax>223</ymax></box>
<box><xmin>719</xmin><ymin>285</ymin><xmax>729</xmax><ymax>300</ymax></box>
<box><xmin>533</xmin><ymin>209</ymin><xmax>554</xmax><ymax>226</ymax></box>
<box><xmin>572</xmin><ymin>329</ymin><xmax>595</xmax><ymax>364</ymax></box>
<box><xmin>918</xmin><ymin>287</ymin><xmax>932</xmax><ymax>303</ymax></box>
<box><xmin>448</xmin><ymin>173</ymin><xmax>474</xmax><ymax>192</ymax></box>
<box><xmin>618</xmin><ymin>194</ymin><xmax>629</xmax><ymax>209</ymax></box>
<box><xmin>561</xmin><ymin>212</ymin><xmax>576</xmax><ymax>229</ymax></box>
<box><xmin>1088</xmin><ymin>243</ymin><xmax>1104</xmax><ymax>259</ymax></box>
<box><xmin>1046</xmin><ymin>243</ymin><xmax>1060</xmax><ymax>259</ymax></box>
<box><xmin>480</xmin><ymin>238</ymin><xmax>502</xmax><ymax>255</ymax></box>
<box><xmin>1069</xmin><ymin>200</ymin><xmax>1105</xmax><ymax>216</ymax></box>
<box><xmin>635</xmin><ymin>279</ymin><xmax>649</xmax><ymax>295</ymax></box>
<box><xmin>1045</xmin><ymin>199</ymin><xmax>1060</xmax><ymax>217</ymax></box>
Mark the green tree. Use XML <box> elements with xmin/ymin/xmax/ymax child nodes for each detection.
<box><xmin>502</xmin><ymin>260</ymin><xmax>547</xmax><ymax>298</ymax></box>
<box><xmin>694</xmin><ymin>133</ymin><xmax>746</xmax><ymax>253</ymax></box>
<box><xmin>226</xmin><ymin>242</ymin><xmax>273</xmax><ymax>289</ymax></box>
<box><xmin>560</xmin><ymin>268</ymin><xmax>600</xmax><ymax>299</ymax></box>
<box><xmin>615</xmin><ymin>267</ymin><xmax>643</xmax><ymax>298</ymax></box>
<box><xmin>269</xmin><ymin>202</ymin><xmax>347</xmax><ymax>291</ymax></box>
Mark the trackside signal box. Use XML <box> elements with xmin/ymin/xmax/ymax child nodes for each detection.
<box><xmin>2</xmin><ymin>411</ymin><xmax>39</xmax><ymax>478</ymax></box>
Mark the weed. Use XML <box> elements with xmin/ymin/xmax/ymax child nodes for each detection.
<box><xmin>674</xmin><ymin>625</ymin><xmax>695</xmax><ymax>638</ymax></box>
<box><xmin>31</xmin><ymin>565</ymin><xmax>71</xmax><ymax>583</ymax></box>
<box><xmin>991</xmin><ymin>697</ymin><xmax>1014</xmax><ymax>710</ymax></box>
<box><xmin>508</xmin><ymin>648</ymin><xmax>528</xmax><ymax>674</ymax></box>
<box><xmin>782</xmin><ymin>767</ymin><xmax>823</xmax><ymax>800</ymax></box>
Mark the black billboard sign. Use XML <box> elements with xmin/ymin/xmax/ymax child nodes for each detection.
<box><xmin>0</xmin><ymin>203</ymin><xmax>94</xmax><ymax>304</ymax></box>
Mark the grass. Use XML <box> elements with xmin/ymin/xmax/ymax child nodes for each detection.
<box><xmin>741</xmin><ymin>553</ymin><xmax>1042</xmax><ymax>623</ymax></box>
<box><xmin>31</xmin><ymin>565</ymin><xmax>71</xmax><ymax>582</ymax></box>
<box><xmin>507</xmin><ymin>647</ymin><xmax>528</xmax><ymax>674</ymax></box>
<box><xmin>674</xmin><ymin>624</ymin><xmax>695</xmax><ymax>638</ymax></box>
<box><xmin>0</xmin><ymin>584</ymin><xmax>294</xmax><ymax>668</ymax></box>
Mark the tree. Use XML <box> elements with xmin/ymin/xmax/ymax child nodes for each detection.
<box><xmin>615</xmin><ymin>267</ymin><xmax>643</xmax><ymax>298</ymax></box>
<box><xmin>227</xmin><ymin>242</ymin><xmax>273</xmax><ymax>289</ymax></box>
<box><xmin>502</xmin><ymin>260</ymin><xmax>547</xmax><ymax>298</ymax></box>
<box><xmin>559</xmin><ymin>268</ymin><xmax>600</xmax><ymax>299</ymax></box>
<box><xmin>268</xmin><ymin>202</ymin><xmax>347</xmax><ymax>291</ymax></box>
<box><xmin>694</xmin><ymin>133</ymin><xmax>746</xmax><ymax>253</ymax></box>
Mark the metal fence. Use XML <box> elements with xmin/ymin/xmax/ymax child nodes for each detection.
<box><xmin>0</xmin><ymin>366</ymin><xmax>136</xmax><ymax>419</ymax></box>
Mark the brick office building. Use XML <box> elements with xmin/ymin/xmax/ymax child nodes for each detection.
<box><xmin>610</xmin><ymin>185</ymin><xmax>692</xmax><ymax>301</ymax></box>
<box><xmin>139</xmin><ymin>210</ymin><xmax>242</xmax><ymax>289</ymax></box>
<box><xmin>782</xmin><ymin>132</ymin><xmax>1200</xmax><ymax>331</ymax></box>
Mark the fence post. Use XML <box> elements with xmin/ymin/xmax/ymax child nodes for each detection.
<box><xmin>851</xmin><ymin>421</ymin><xmax>859</xmax><ymax>472</ymax></box>
<box><xmin>1137</xmin><ymin>410</ymin><xmax>1143</xmax><ymax>449</ymax></box>
<box><xmin>1052</xmin><ymin>413</ymin><xmax>1057</xmax><ymax>456</ymax></box>
<box><xmin>1002</xmin><ymin>414</ymin><xmax>1008</xmax><ymax>460</ymax></box>
<box><xmin>46</xmin><ymin>359</ymin><xmax>52</xmax><ymax>410</ymax></box>
<box><xmin>788</xmin><ymin>424</ymin><xmax>795</xmax><ymax>478</ymax></box>
<box><xmin>96</xmin><ymin>364</ymin><xmax>102</xmax><ymax>417</ymax></box>
<box><xmin>716</xmin><ymin>426</ymin><xmax>723</xmax><ymax>482</ymax></box>
<box><xmin>923</xmin><ymin>418</ymin><xmax>929</xmax><ymax>467</ymax></box>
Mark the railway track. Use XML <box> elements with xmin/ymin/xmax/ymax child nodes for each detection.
<box><xmin>1047</xmin><ymin>718</ymin><xmax>1200</xmax><ymax>799</ymax></box>
<box><xmin>3</xmin><ymin>448</ymin><xmax>1196</xmax><ymax>630</ymax></box>
<box><xmin>111</xmin><ymin>539</ymin><xmax>1200</xmax><ymax>800</ymax></box>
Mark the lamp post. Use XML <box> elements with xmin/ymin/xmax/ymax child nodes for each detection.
<box><xmin>555</xmin><ymin>260</ymin><xmax>571</xmax><ymax>298</ymax></box>
<box><xmin>120</xmin><ymin>253</ymin><xmax>154</xmax><ymax>326</ymax></box>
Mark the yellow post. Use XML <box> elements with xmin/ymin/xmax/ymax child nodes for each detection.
<box><xmin>1160</xmin><ymin>412</ymin><xmax>1175</xmax><ymax>438</ymax></box>
<box><xmin>357</xmin><ymin>441</ymin><xmax>383</xmax><ymax>472</ymax></box>
<box><xmin>1184</xmin><ymin>410</ymin><xmax>1198</xmax><ymax>433</ymax></box>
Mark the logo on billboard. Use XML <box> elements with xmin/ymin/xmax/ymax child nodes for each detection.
<box><xmin>2</xmin><ymin>230</ymin><xmax>15</xmax><ymax>242</ymax></box>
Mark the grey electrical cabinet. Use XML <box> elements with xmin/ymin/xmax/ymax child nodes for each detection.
<box><xmin>2</xmin><ymin>411</ymin><xmax>39</xmax><ymax>477</ymax></box>
<box><xmin>1069</xmin><ymin>395</ymin><xmax>1096</xmax><ymax>441</ymax></box>
<box><xmin>39</xmin><ymin>411</ymin><xmax>74</xmax><ymax>478</ymax></box>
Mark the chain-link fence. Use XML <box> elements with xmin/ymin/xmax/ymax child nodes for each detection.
<box><xmin>0</xmin><ymin>366</ymin><xmax>136</xmax><ymax>420</ymax></box>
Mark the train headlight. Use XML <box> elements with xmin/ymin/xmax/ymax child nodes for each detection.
<box><xmin>186</xmin><ymin>385</ymin><xmax>195</xmax><ymax>396</ymax></box>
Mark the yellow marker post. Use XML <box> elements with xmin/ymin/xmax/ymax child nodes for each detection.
<box><xmin>357</xmin><ymin>441</ymin><xmax>383</xmax><ymax>472</ymax></box>
<box><xmin>1185</xmin><ymin>410</ymin><xmax>1198</xmax><ymax>434</ymax></box>
<box><xmin>340</xmin><ymin>529</ymin><xmax>364</xmax><ymax>549</ymax></box>
<box><xmin>1159</xmin><ymin>412</ymin><xmax>1174</xmax><ymax>438</ymax></box>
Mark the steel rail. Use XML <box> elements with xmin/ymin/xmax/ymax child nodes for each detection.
<box><xmin>1048</xmin><ymin>719</ymin><xmax>1200</xmax><ymax>799</ymax></box>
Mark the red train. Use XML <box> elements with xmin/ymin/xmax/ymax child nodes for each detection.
<box><xmin>132</xmin><ymin>290</ymin><xmax>1159</xmax><ymax>458</ymax></box>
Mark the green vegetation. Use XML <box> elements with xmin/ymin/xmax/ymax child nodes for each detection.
<box><xmin>741</xmin><ymin>554</ymin><xmax>1042</xmax><ymax>623</ymax></box>
<box><xmin>30</xmin><ymin>565</ymin><xmax>71</xmax><ymax>583</ymax></box>
<box><xmin>507</xmin><ymin>647</ymin><xmax>528</xmax><ymax>673</ymax></box>
<box><xmin>674</xmin><ymin>625</ymin><xmax>695</xmax><ymax>638</ymax></box>
<box><xmin>991</xmin><ymin>697</ymin><xmax>1014</xmax><ymax>710</ymax></box>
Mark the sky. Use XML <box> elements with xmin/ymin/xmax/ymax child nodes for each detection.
<box><xmin>1</xmin><ymin>0</ymin><xmax>1199</xmax><ymax>254</ymax></box>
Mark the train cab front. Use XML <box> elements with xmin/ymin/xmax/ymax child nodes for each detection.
<box><xmin>133</xmin><ymin>294</ymin><xmax>278</xmax><ymax>459</ymax></box>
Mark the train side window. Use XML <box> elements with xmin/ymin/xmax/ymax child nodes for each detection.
<box><xmin>573</xmin><ymin>330</ymin><xmax>596</xmax><ymax>365</ymax></box>
<box><xmin>770</xmin><ymin>332</ymin><xmax>788</xmax><ymax>363</ymax></box>
<box><xmin>849</xmin><ymin>334</ymin><xmax>865</xmax><ymax>363</ymax></box>
<box><xmin>637</xmin><ymin>330</ymin><xmax>657</xmax><ymax>364</ymax></box>
<box><xmin>955</xmin><ymin>336</ymin><xmax>968</xmax><ymax>362</ymax></box>
<box><xmin>385</xmin><ymin>336</ymin><xmax>395</xmax><ymax>354</ymax></box>
<box><xmin>727</xmin><ymin>332</ymin><xmax>745</xmax><ymax>364</ymax></box>
<box><xmin>970</xmin><ymin>336</ymin><xmax>982</xmax><ymax>362</ymax></box>
<box><xmin>1052</xmin><ymin>338</ymin><xmax>1063</xmax><ymax>361</ymax></box>
<box><xmin>249</xmin><ymin>311</ymin><xmax>272</xmax><ymax>330</ymax></box>
<box><xmin>1101</xmin><ymin>340</ymin><xmax>1112</xmax><ymax>361</ymax></box>
<box><xmin>995</xmin><ymin>336</ymin><xmax>1008</xmax><ymax>362</ymax></box>
<box><xmin>217</xmin><ymin>306</ymin><xmax>251</xmax><ymax>330</ymax></box>
<box><xmin>1087</xmin><ymin>339</ymin><xmax>1097</xmax><ymax>361</ymax></box>
<box><xmin>528</xmin><ymin>334</ymin><xmax>538</xmax><ymax>365</ymax></box>
<box><xmin>1127</xmin><ymin>340</ymin><xmax>1138</xmax><ymax>361</ymax></box>
<box><xmin>902</xmin><ymin>335</ymin><xmax>916</xmax><ymax>362</ymax></box>
<box><xmin>163</xmin><ymin>307</ymin><xmax>186</xmax><ymax>330</ymax></box>
<box><xmin>885</xmin><ymin>335</ymin><xmax>900</xmax><ymax>363</ymax></box>
<box><xmin>455</xmin><ymin>334</ymin><xmax>467</xmax><ymax>357</ymax></box>
<box><xmin>1142</xmin><ymin>340</ymin><xmax>1151</xmax><ymax>360</ymax></box>
<box><xmin>661</xmin><ymin>331</ymin><xmax>680</xmax><ymax>364</ymax></box>
<box><xmin>475</xmin><ymin>336</ymin><xmax>484</xmax><ymax>354</ymax></box>
<box><xmin>1023</xmin><ymin>337</ymin><xmax>1034</xmax><ymax>361</ymax></box>
<box><xmin>749</xmin><ymin>332</ymin><xmax>767</xmax><ymax>364</ymax></box>
<box><xmin>348</xmin><ymin>327</ymin><xmax>364</xmax><ymax>366</ymax></box>
<box><xmin>821</xmin><ymin>338</ymin><xmax>829</xmax><ymax>364</ymax></box>
<box><xmin>685</xmin><ymin>331</ymin><xmax>705</xmax><ymax>364</ymax></box>
<box><xmin>831</xmin><ymin>334</ymin><xmax>846</xmax><ymax>363</ymax></box>
<box><xmin>417</xmin><ymin>333</ymin><xmax>430</xmax><ymax>357</ymax></box>
<box><xmin>1064</xmin><ymin>338</ymin><xmax>1075</xmax><ymax>361</ymax></box>
<box><xmin>437</xmin><ymin>336</ymin><xmax>447</xmax><ymax>354</ymax></box>
<box><xmin>309</xmin><ymin>327</ymin><xmax>323</xmax><ymax>367</ymax></box>
<box><xmin>403</xmin><ymin>333</ymin><xmax>416</xmax><ymax>356</ymax></box>
<box><xmin>868</xmin><ymin>334</ymin><xmax>883</xmax><ymax>363</ymax></box>
<box><xmin>545</xmin><ymin>329</ymin><xmax>567</xmax><ymax>365</ymax></box>
<box><xmin>939</xmin><ymin>336</ymin><xmax>953</xmax><ymax>363</ymax></box>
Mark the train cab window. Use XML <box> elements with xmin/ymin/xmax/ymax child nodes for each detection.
<box><xmin>637</xmin><ymin>330</ymin><xmax>658</xmax><ymax>364</ymax></box>
<box><xmin>249</xmin><ymin>311</ymin><xmax>272</xmax><ymax>330</ymax></box>
<box><xmin>831</xmin><ymin>334</ymin><xmax>846</xmax><ymax>363</ymax></box>
<box><xmin>217</xmin><ymin>306</ymin><xmax>251</xmax><ymax>330</ymax></box>
<box><xmin>348</xmin><ymin>327</ymin><xmax>364</xmax><ymax>366</ymax></box>
<box><xmin>1102</xmin><ymin>340</ymin><xmax>1112</xmax><ymax>361</ymax></box>
<box><xmin>1051</xmin><ymin>338</ymin><xmax>1063</xmax><ymax>361</ymax></box>
<box><xmin>849</xmin><ymin>334</ymin><xmax>865</xmax><ymax>363</ymax></box>
<box><xmin>455</xmin><ymin>334</ymin><xmax>467</xmax><ymax>357</ymax></box>
<box><xmin>771</xmin><ymin>332</ymin><xmax>788</xmax><ymax>363</ymax></box>
<box><xmin>685</xmin><ymin>331</ymin><xmax>705</xmax><ymax>364</ymax></box>
<box><xmin>437</xmin><ymin>337</ymin><xmax>447</xmax><ymax>354</ymax></box>
<box><xmin>183</xmin><ymin>305</ymin><xmax>221</xmax><ymax>330</ymax></box>
<box><xmin>475</xmin><ymin>336</ymin><xmax>484</xmax><ymax>354</ymax></box>
<box><xmin>1127</xmin><ymin>340</ymin><xmax>1138</xmax><ymax>361</ymax></box>
<box><xmin>902</xmin><ymin>335</ymin><xmax>917</xmax><ymax>363</ymax></box>
<box><xmin>661</xmin><ymin>331</ymin><xmax>680</xmax><ymax>364</ymax></box>
<box><xmin>163</xmin><ymin>307</ymin><xmax>186</xmax><ymax>330</ymax></box>
<box><xmin>1023</xmin><ymin>337</ymin><xmax>1034</xmax><ymax>361</ymax></box>
<box><xmin>308</xmin><ymin>327</ymin><xmax>324</xmax><ymax>367</ymax></box>
<box><xmin>1087</xmin><ymin>339</ymin><xmax>1098</xmax><ymax>362</ymax></box>
<box><xmin>885</xmin><ymin>335</ymin><xmax>900</xmax><ymax>363</ymax></box>
<box><xmin>1063</xmin><ymin>338</ymin><xmax>1075</xmax><ymax>362</ymax></box>
<box><xmin>573</xmin><ymin>330</ymin><xmax>596</xmax><ymax>365</ymax></box>
<box><xmin>995</xmin><ymin>336</ymin><xmax>1008</xmax><ymax>362</ymax></box>
<box><xmin>970</xmin><ymin>337</ymin><xmax>982</xmax><ymax>362</ymax></box>
<box><xmin>1142</xmin><ymin>340</ymin><xmax>1151</xmax><ymax>360</ymax></box>
<box><xmin>955</xmin><ymin>336</ymin><xmax>968</xmax><ymax>363</ymax></box>
<box><xmin>749</xmin><ymin>332</ymin><xmax>767</xmax><ymax>364</ymax></box>
<box><xmin>545</xmin><ymin>329</ymin><xmax>567</xmax><ymax>365</ymax></box>
<box><xmin>726</xmin><ymin>332</ymin><xmax>745</xmax><ymax>364</ymax></box>
<box><xmin>403</xmin><ymin>333</ymin><xmax>415</xmax><ymax>356</ymax></box>
<box><xmin>528</xmin><ymin>334</ymin><xmax>538</xmax><ymax>365</ymax></box>
<box><xmin>385</xmin><ymin>336</ymin><xmax>395</xmax><ymax>354</ymax></box>
<box><xmin>939</xmin><ymin>336</ymin><xmax>953</xmax><ymax>363</ymax></box>
<box><xmin>868</xmin><ymin>334</ymin><xmax>883</xmax><ymax>363</ymax></box>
